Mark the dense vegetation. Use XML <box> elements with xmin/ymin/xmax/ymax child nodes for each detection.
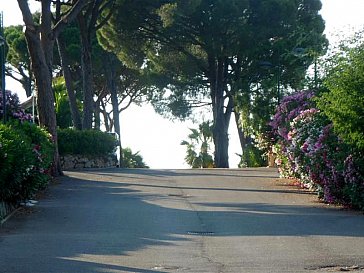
<box><xmin>121</xmin><ymin>148</ymin><xmax>149</xmax><ymax>169</ymax></box>
<box><xmin>58</xmin><ymin>128</ymin><xmax>117</xmax><ymax>157</ymax></box>
<box><xmin>270</xmin><ymin>91</ymin><xmax>364</xmax><ymax>209</ymax></box>
<box><xmin>268</xmin><ymin>33</ymin><xmax>364</xmax><ymax>209</ymax></box>
<box><xmin>1</xmin><ymin>1</ymin><xmax>362</xmax><ymax>208</ymax></box>
<box><xmin>99</xmin><ymin>0</ymin><xmax>327</xmax><ymax>167</ymax></box>
<box><xmin>0</xmin><ymin>92</ymin><xmax>53</xmax><ymax>203</ymax></box>
<box><xmin>57</xmin><ymin>129</ymin><xmax>148</xmax><ymax>168</ymax></box>
<box><xmin>181</xmin><ymin>121</ymin><xmax>214</xmax><ymax>168</ymax></box>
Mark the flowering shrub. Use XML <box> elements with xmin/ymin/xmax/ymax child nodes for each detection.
<box><xmin>0</xmin><ymin>122</ymin><xmax>54</xmax><ymax>203</ymax></box>
<box><xmin>0</xmin><ymin>90</ymin><xmax>32</xmax><ymax>122</ymax></box>
<box><xmin>269</xmin><ymin>91</ymin><xmax>315</xmax><ymax>177</ymax></box>
<box><xmin>270</xmin><ymin>91</ymin><xmax>364</xmax><ymax>209</ymax></box>
<box><xmin>0</xmin><ymin>123</ymin><xmax>35</xmax><ymax>202</ymax></box>
<box><xmin>0</xmin><ymin>90</ymin><xmax>51</xmax><ymax>202</ymax></box>
<box><xmin>343</xmin><ymin>155</ymin><xmax>364</xmax><ymax>210</ymax></box>
<box><xmin>270</xmin><ymin>91</ymin><xmax>315</xmax><ymax>141</ymax></box>
<box><xmin>289</xmin><ymin>109</ymin><xmax>348</xmax><ymax>203</ymax></box>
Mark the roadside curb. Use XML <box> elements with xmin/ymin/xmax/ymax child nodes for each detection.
<box><xmin>0</xmin><ymin>206</ymin><xmax>20</xmax><ymax>226</ymax></box>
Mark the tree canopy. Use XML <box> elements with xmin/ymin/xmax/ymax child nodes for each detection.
<box><xmin>99</xmin><ymin>0</ymin><xmax>327</xmax><ymax>167</ymax></box>
<box><xmin>4</xmin><ymin>25</ymin><xmax>33</xmax><ymax>97</ymax></box>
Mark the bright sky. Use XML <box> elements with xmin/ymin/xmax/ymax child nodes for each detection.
<box><xmin>1</xmin><ymin>1</ymin><xmax>363</xmax><ymax>169</ymax></box>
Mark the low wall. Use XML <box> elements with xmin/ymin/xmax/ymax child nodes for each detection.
<box><xmin>60</xmin><ymin>155</ymin><xmax>118</xmax><ymax>170</ymax></box>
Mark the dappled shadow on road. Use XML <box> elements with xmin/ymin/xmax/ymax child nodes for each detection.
<box><xmin>83</xmin><ymin>167</ymin><xmax>280</xmax><ymax>179</ymax></box>
<box><xmin>1</xmin><ymin>168</ymin><xmax>364</xmax><ymax>272</ymax></box>
<box><xmin>0</xmin><ymin>176</ymin><xmax>176</xmax><ymax>273</ymax></box>
<box><xmin>117</xmin><ymin>181</ymin><xmax>315</xmax><ymax>196</ymax></box>
<box><xmin>191</xmin><ymin>202</ymin><xmax>364</xmax><ymax>237</ymax></box>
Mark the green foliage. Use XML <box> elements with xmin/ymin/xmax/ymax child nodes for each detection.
<box><xmin>100</xmin><ymin>0</ymin><xmax>327</xmax><ymax>167</ymax></box>
<box><xmin>4</xmin><ymin>25</ymin><xmax>29</xmax><ymax>66</ymax></box>
<box><xmin>271</xmin><ymin>91</ymin><xmax>364</xmax><ymax>210</ymax></box>
<box><xmin>238</xmin><ymin>144</ymin><xmax>266</xmax><ymax>168</ymax></box>
<box><xmin>0</xmin><ymin>122</ymin><xmax>54</xmax><ymax>202</ymax></box>
<box><xmin>100</xmin><ymin>0</ymin><xmax>327</xmax><ymax>111</ymax></box>
<box><xmin>0</xmin><ymin>124</ymin><xmax>34</xmax><ymax>202</ymax></box>
<box><xmin>122</xmin><ymin>147</ymin><xmax>149</xmax><ymax>168</ymax></box>
<box><xmin>318</xmin><ymin>39</ymin><xmax>364</xmax><ymax>151</ymax></box>
<box><xmin>4</xmin><ymin>25</ymin><xmax>33</xmax><ymax>97</ymax></box>
<box><xmin>58</xmin><ymin>128</ymin><xmax>117</xmax><ymax>156</ymax></box>
<box><xmin>59</xmin><ymin>25</ymin><xmax>82</xmax><ymax>65</ymax></box>
<box><xmin>313</xmin><ymin>32</ymin><xmax>364</xmax><ymax>209</ymax></box>
<box><xmin>181</xmin><ymin>121</ymin><xmax>214</xmax><ymax>168</ymax></box>
<box><xmin>53</xmin><ymin>77</ymin><xmax>77</xmax><ymax>129</ymax></box>
<box><xmin>11</xmin><ymin>121</ymin><xmax>54</xmax><ymax>170</ymax></box>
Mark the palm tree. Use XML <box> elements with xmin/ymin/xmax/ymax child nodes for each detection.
<box><xmin>181</xmin><ymin>121</ymin><xmax>214</xmax><ymax>168</ymax></box>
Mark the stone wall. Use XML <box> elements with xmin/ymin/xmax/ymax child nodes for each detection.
<box><xmin>60</xmin><ymin>155</ymin><xmax>118</xmax><ymax>170</ymax></box>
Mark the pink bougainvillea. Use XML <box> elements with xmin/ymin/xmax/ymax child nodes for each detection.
<box><xmin>0</xmin><ymin>90</ymin><xmax>32</xmax><ymax>122</ymax></box>
<box><xmin>270</xmin><ymin>91</ymin><xmax>364</xmax><ymax>209</ymax></box>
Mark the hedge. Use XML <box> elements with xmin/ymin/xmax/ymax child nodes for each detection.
<box><xmin>57</xmin><ymin>128</ymin><xmax>117</xmax><ymax>156</ymax></box>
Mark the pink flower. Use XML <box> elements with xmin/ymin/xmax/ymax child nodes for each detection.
<box><xmin>314</xmin><ymin>142</ymin><xmax>323</xmax><ymax>150</ymax></box>
<box><xmin>301</xmin><ymin>142</ymin><xmax>309</xmax><ymax>153</ymax></box>
<box><xmin>275</xmin><ymin>158</ymin><xmax>282</xmax><ymax>165</ymax></box>
<box><xmin>287</xmin><ymin>131</ymin><xmax>294</xmax><ymax>141</ymax></box>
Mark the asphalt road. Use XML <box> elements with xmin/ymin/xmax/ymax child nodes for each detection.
<box><xmin>1</xmin><ymin>168</ymin><xmax>364</xmax><ymax>273</ymax></box>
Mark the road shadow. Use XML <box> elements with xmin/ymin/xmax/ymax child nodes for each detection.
<box><xmin>1</xmin><ymin>169</ymin><xmax>363</xmax><ymax>272</ymax></box>
<box><xmin>83</xmin><ymin>167</ymin><xmax>280</xmax><ymax>179</ymax></box>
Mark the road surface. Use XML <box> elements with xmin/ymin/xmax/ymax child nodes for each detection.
<box><xmin>1</xmin><ymin>168</ymin><xmax>364</xmax><ymax>273</ymax></box>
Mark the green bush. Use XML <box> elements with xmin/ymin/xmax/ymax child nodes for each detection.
<box><xmin>315</xmin><ymin>35</ymin><xmax>364</xmax><ymax>209</ymax></box>
<box><xmin>0</xmin><ymin>124</ymin><xmax>34</xmax><ymax>202</ymax></box>
<box><xmin>0</xmin><ymin>122</ymin><xmax>54</xmax><ymax>202</ymax></box>
<box><xmin>238</xmin><ymin>144</ymin><xmax>266</xmax><ymax>168</ymax></box>
<box><xmin>12</xmin><ymin>121</ymin><xmax>54</xmax><ymax>199</ymax></box>
<box><xmin>122</xmin><ymin>147</ymin><xmax>149</xmax><ymax>168</ymax></box>
<box><xmin>318</xmin><ymin>41</ymin><xmax>364</xmax><ymax>151</ymax></box>
<box><xmin>58</xmin><ymin>128</ymin><xmax>117</xmax><ymax>156</ymax></box>
<box><xmin>12</xmin><ymin>121</ymin><xmax>54</xmax><ymax>167</ymax></box>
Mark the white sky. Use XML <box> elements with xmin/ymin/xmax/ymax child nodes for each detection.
<box><xmin>1</xmin><ymin>0</ymin><xmax>363</xmax><ymax>169</ymax></box>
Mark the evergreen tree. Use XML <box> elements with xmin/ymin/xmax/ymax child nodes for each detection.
<box><xmin>99</xmin><ymin>0</ymin><xmax>327</xmax><ymax>167</ymax></box>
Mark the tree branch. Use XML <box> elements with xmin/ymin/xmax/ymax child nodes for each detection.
<box><xmin>53</xmin><ymin>0</ymin><xmax>89</xmax><ymax>38</ymax></box>
<box><xmin>17</xmin><ymin>0</ymin><xmax>37</xmax><ymax>31</ymax></box>
<box><xmin>95</xmin><ymin>0</ymin><xmax>115</xmax><ymax>31</ymax></box>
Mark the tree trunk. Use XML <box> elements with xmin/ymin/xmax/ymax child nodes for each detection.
<box><xmin>209</xmin><ymin>56</ymin><xmax>230</xmax><ymax>168</ymax></box>
<box><xmin>105</xmin><ymin>54</ymin><xmax>124</xmax><ymax>167</ymax></box>
<box><xmin>94</xmin><ymin>99</ymin><xmax>101</xmax><ymax>130</ymax></box>
<box><xmin>78</xmin><ymin>15</ymin><xmax>94</xmax><ymax>130</ymax></box>
<box><xmin>234</xmin><ymin>108</ymin><xmax>252</xmax><ymax>150</ymax></box>
<box><xmin>57</xmin><ymin>34</ymin><xmax>82</xmax><ymax>130</ymax></box>
<box><xmin>23</xmin><ymin>27</ymin><xmax>62</xmax><ymax>176</ymax></box>
<box><xmin>100</xmin><ymin>100</ymin><xmax>111</xmax><ymax>132</ymax></box>
<box><xmin>111</xmin><ymin>88</ymin><xmax>123</xmax><ymax>167</ymax></box>
<box><xmin>17</xmin><ymin>66</ymin><xmax>32</xmax><ymax>97</ymax></box>
<box><xmin>234</xmin><ymin>110</ymin><xmax>245</xmax><ymax>154</ymax></box>
<box><xmin>19</xmin><ymin>0</ymin><xmax>62</xmax><ymax>176</ymax></box>
<box><xmin>213</xmin><ymin>112</ymin><xmax>230</xmax><ymax>168</ymax></box>
<box><xmin>18</xmin><ymin>0</ymin><xmax>88</xmax><ymax>176</ymax></box>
